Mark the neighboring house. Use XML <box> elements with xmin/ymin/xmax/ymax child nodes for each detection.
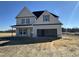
<box><xmin>12</xmin><ymin>7</ymin><xmax>62</xmax><ymax>38</ymax></box>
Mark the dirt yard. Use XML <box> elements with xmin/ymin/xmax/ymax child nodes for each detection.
<box><xmin>0</xmin><ymin>33</ymin><xmax>15</xmax><ymax>37</ymax></box>
<box><xmin>0</xmin><ymin>33</ymin><xmax>79</xmax><ymax>57</ymax></box>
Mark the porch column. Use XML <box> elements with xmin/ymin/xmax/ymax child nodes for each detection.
<box><xmin>32</xmin><ymin>27</ymin><xmax>37</xmax><ymax>37</ymax></box>
<box><xmin>16</xmin><ymin>28</ymin><xmax>19</xmax><ymax>36</ymax></box>
<box><xmin>27</xmin><ymin>28</ymin><xmax>31</xmax><ymax>37</ymax></box>
<box><xmin>11</xmin><ymin>27</ymin><xmax>13</xmax><ymax>37</ymax></box>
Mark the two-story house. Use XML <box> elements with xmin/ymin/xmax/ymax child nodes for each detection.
<box><xmin>11</xmin><ymin>7</ymin><xmax>62</xmax><ymax>38</ymax></box>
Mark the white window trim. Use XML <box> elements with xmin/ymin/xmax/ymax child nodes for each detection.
<box><xmin>19</xmin><ymin>28</ymin><xmax>28</xmax><ymax>35</ymax></box>
<box><xmin>21</xmin><ymin>18</ymin><xmax>25</xmax><ymax>24</ymax></box>
<box><xmin>25</xmin><ymin>18</ymin><xmax>30</xmax><ymax>24</ymax></box>
<box><xmin>43</xmin><ymin>15</ymin><xmax>50</xmax><ymax>22</ymax></box>
<box><xmin>21</xmin><ymin>18</ymin><xmax>30</xmax><ymax>24</ymax></box>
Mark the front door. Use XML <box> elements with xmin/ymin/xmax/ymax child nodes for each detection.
<box><xmin>19</xmin><ymin>28</ymin><xmax>28</xmax><ymax>36</ymax></box>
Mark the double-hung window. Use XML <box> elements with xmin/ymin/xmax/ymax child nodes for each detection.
<box><xmin>21</xmin><ymin>18</ymin><xmax>30</xmax><ymax>24</ymax></box>
<box><xmin>43</xmin><ymin>15</ymin><xmax>50</xmax><ymax>22</ymax></box>
<box><xmin>26</xmin><ymin>19</ymin><xmax>30</xmax><ymax>24</ymax></box>
<box><xmin>21</xmin><ymin>19</ymin><xmax>25</xmax><ymax>24</ymax></box>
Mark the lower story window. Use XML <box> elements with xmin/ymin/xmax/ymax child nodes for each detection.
<box><xmin>19</xmin><ymin>28</ymin><xmax>27</xmax><ymax>35</ymax></box>
<box><xmin>23</xmin><ymin>29</ymin><xmax>27</xmax><ymax>35</ymax></box>
<box><xmin>19</xmin><ymin>29</ymin><xmax>22</xmax><ymax>35</ymax></box>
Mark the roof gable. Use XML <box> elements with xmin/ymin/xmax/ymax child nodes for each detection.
<box><xmin>16</xmin><ymin>7</ymin><xmax>35</xmax><ymax>18</ymax></box>
<box><xmin>50</xmin><ymin>13</ymin><xmax>58</xmax><ymax>17</ymax></box>
<box><xmin>32</xmin><ymin>11</ymin><xmax>44</xmax><ymax>18</ymax></box>
<box><xmin>32</xmin><ymin>11</ymin><xmax>58</xmax><ymax>18</ymax></box>
<box><xmin>16</xmin><ymin>7</ymin><xmax>58</xmax><ymax>18</ymax></box>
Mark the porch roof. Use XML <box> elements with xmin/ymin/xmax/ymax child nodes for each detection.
<box><xmin>11</xmin><ymin>23</ymin><xmax>62</xmax><ymax>28</ymax></box>
<box><xmin>11</xmin><ymin>24</ymin><xmax>33</xmax><ymax>28</ymax></box>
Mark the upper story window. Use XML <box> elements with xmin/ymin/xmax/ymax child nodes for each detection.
<box><xmin>26</xmin><ymin>19</ymin><xmax>30</xmax><ymax>24</ymax></box>
<box><xmin>21</xmin><ymin>18</ymin><xmax>30</xmax><ymax>24</ymax></box>
<box><xmin>43</xmin><ymin>15</ymin><xmax>50</xmax><ymax>22</ymax></box>
<box><xmin>21</xmin><ymin>19</ymin><xmax>25</xmax><ymax>24</ymax></box>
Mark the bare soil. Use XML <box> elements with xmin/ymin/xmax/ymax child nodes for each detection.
<box><xmin>0</xmin><ymin>33</ymin><xmax>79</xmax><ymax>57</ymax></box>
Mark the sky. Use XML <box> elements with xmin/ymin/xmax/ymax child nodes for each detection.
<box><xmin>0</xmin><ymin>1</ymin><xmax>79</xmax><ymax>31</ymax></box>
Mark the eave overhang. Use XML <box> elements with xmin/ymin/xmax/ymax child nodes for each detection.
<box><xmin>11</xmin><ymin>23</ymin><xmax>62</xmax><ymax>28</ymax></box>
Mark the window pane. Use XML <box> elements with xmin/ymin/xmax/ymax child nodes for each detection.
<box><xmin>23</xmin><ymin>29</ymin><xmax>27</xmax><ymax>34</ymax></box>
<box><xmin>26</xmin><ymin>19</ymin><xmax>30</xmax><ymax>24</ymax></box>
<box><xmin>19</xmin><ymin>28</ymin><xmax>27</xmax><ymax>35</ymax></box>
<box><xmin>21</xmin><ymin>19</ymin><xmax>25</xmax><ymax>24</ymax></box>
<box><xmin>21</xmin><ymin>18</ymin><xmax>30</xmax><ymax>24</ymax></box>
<box><xmin>43</xmin><ymin>15</ymin><xmax>49</xmax><ymax>21</ymax></box>
<box><xmin>19</xmin><ymin>28</ymin><xmax>22</xmax><ymax>35</ymax></box>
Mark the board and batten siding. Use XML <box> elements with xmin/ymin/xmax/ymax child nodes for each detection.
<box><xmin>32</xmin><ymin>11</ymin><xmax>62</xmax><ymax>37</ymax></box>
<box><xmin>35</xmin><ymin>11</ymin><xmax>61</xmax><ymax>24</ymax></box>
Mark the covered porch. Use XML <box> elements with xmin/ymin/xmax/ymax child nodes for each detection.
<box><xmin>16</xmin><ymin>28</ymin><xmax>33</xmax><ymax>37</ymax></box>
<box><xmin>11</xmin><ymin>25</ymin><xmax>33</xmax><ymax>37</ymax></box>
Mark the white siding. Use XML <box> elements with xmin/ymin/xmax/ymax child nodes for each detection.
<box><xmin>16</xmin><ymin>28</ymin><xmax>19</xmax><ymax>36</ymax></box>
<box><xmin>16</xmin><ymin>27</ymin><xmax>32</xmax><ymax>37</ymax></box>
<box><xmin>16</xmin><ymin>17</ymin><xmax>36</xmax><ymax>25</ymax></box>
<box><xmin>16</xmin><ymin>7</ymin><xmax>35</xmax><ymax>17</ymax></box>
<box><xmin>35</xmin><ymin>11</ymin><xmax>60</xmax><ymax>24</ymax></box>
<box><xmin>32</xmin><ymin>25</ymin><xmax>62</xmax><ymax>37</ymax></box>
<box><xmin>15</xmin><ymin>8</ymin><xmax>62</xmax><ymax>37</ymax></box>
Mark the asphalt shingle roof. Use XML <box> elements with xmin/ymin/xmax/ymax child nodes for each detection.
<box><xmin>32</xmin><ymin>11</ymin><xmax>44</xmax><ymax>18</ymax></box>
<box><xmin>32</xmin><ymin>11</ymin><xmax>58</xmax><ymax>18</ymax></box>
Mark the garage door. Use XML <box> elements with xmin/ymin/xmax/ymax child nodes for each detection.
<box><xmin>37</xmin><ymin>29</ymin><xmax>57</xmax><ymax>37</ymax></box>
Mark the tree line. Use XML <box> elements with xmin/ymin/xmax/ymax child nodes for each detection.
<box><xmin>0</xmin><ymin>30</ymin><xmax>15</xmax><ymax>33</ymax></box>
<box><xmin>0</xmin><ymin>28</ymin><xmax>79</xmax><ymax>33</ymax></box>
<box><xmin>62</xmin><ymin>28</ymin><xmax>79</xmax><ymax>32</ymax></box>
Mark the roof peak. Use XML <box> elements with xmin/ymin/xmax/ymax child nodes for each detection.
<box><xmin>32</xmin><ymin>10</ymin><xmax>48</xmax><ymax>12</ymax></box>
<box><xmin>16</xmin><ymin>6</ymin><xmax>35</xmax><ymax>18</ymax></box>
<box><xmin>32</xmin><ymin>10</ymin><xmax>58</xmax><ymax>18</ymax></box>
<box><xmin>16</xmin><ymin>6</ymin><xmax>58</xmax><ymax>18</ymax></box>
